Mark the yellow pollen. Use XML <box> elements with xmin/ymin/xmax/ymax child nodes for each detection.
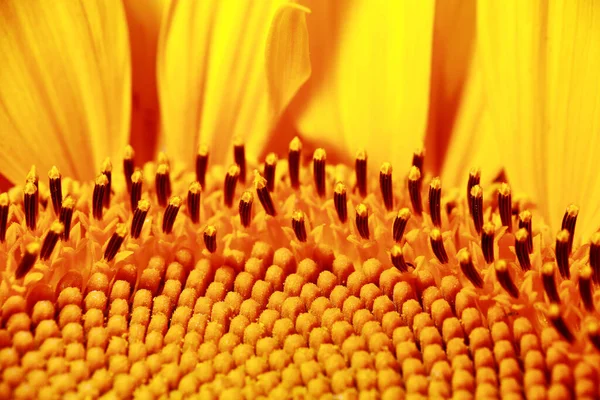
<box><xmin>356</xmin><ymin>149</ymin><xmax>367</xmax><ymax>161</ymax></box>
<box><xmin>380</xmin><ymin>162</ymin><xmax>392</xmax><ymax>175</ymax></box>
<box><xmin>289</xmin><ymin>136</ymin><xmax>302</xmax><ymax>152</ymax></box>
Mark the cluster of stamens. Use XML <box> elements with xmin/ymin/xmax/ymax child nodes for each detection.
<box><xmin>0</xmin><ymin>137</ymin><xmax>599</xmax><ymax>399</ymax></box>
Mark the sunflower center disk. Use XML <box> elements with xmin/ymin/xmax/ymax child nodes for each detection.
<box><xmin>0</xmin><ymin>138</ymin><xmax>598</xmax><ymax>398</ymax></box>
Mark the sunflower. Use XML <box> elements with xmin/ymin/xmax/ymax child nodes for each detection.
<box><xmin>1</xmin><ymin>0</ymin><xmax>599</xmax><ymax>399</ymax></box>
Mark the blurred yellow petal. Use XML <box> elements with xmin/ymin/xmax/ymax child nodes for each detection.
<box><xmin>158</xmin><ymin>0</ymin><xmax>309</xmax><ymax>167</ymax></box>
<box><xmin>291</xmin><ymin>0</ymin><xmax>435</xmax><ymax>170</ymax></box>
<box><xmin>440</xmin><ymin>52</ymin><xmax>502</xmax><ymax>188</ymax></box>
<box><xmin>265</xmin><ymin>4</ymin><xmax>311</xmax><ymax>120</ymax></box>
<box><xmin>123</xmin><ymin>0</ymin><xmax>170</xmax><ymax>163</ymax></box>
<box><xmin>0</xmin><ymin>0</ymin><xmax>131</xmax><ymax>183</ymax></box>
<box><xmin>425</xmin><ymin>0</ymin><xmax>476</xmax><ymax>176</ymax></box>
<box><xmin>478</xmin><ymin>0</ymin><xmax>600</xmax><ymax>239</ymax></box>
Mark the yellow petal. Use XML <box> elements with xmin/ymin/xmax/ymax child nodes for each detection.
<box><xmin>291</xmin><ymin>0</ymin><xmax>435</xmax><ymax>171</ymax></box>
<box><xmin>123</xmin><ymin>0</ymin><xmax>170</xmax><ymax>163</ymax></box>
<box><xmin>0</xmin><ymin>0</ymin><xmax>131</xmax><ymax>183</ymax></box>
<box><xmin>478</xmin><ymin>0</ymin><xmax>600</xmax><ymax>239</ymax></box>
<box><xmin>158</xmin><ymin>0</ymin><xmax>309</xmax><ymax>166</ymax></box>
<box><xmin>265</xmin><ymin>4</ymin><xmax>311</xmax><ymax>121</ymax></box>
<box><xmin>441</xmin><ymin>52</ymin><xmax>502</xmax><ymax>188</ymax></box>
<box><xmin>424</xmin><ymin>0</ymin><xmax>476</xmax><ymax>176</ymax></box>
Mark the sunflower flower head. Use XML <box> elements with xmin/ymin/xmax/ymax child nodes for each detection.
<box><xmin>1</xmin><ymin>0</ymin><xmax>600</xmax><ymax>399</ymax></box>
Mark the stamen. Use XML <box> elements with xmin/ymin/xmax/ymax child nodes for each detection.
<box><xmin>104</xmin><ymin>224</ymin><xmax>127</xmax><ymax>262</ymax></box>
<box><xmin>469</xmin><ymin>185</ymin><xmax>483</xmax><ymax>235</ymax></box>
<box><xmin>92</xmin><ymin>174</ymin><xmax>108</xmax><ymax>220</ymax></box>
<box><xmin>0</xmin><ymin>193</ymin><xmax>8</xmax><ymax>242</ymax></box>
<box><xmin>59</xmin><ymin>196</ymin><xmax>74</xmax><ymax>241</ymax></box>
<box><xmin>26</xmin><ymin>165</ymin><xmax>38</xmax><ymax>189</ymax></box>
<box><xmin>224</xmin><ymin>164</ymin><xmax>240</xmax><ymax>208</ymax></box>
<box><xmin>355</xmin><ymin>203</ymin><xmax>370</xmax><ymax>240</ymax></box>
<box><xmin>233</xmin><ymin>137</ymin><xmax>246</xmax><ymax>184</ymax></box>
<box><xmin>313</xmin><ymin>148</ymin><xmax>327</xmax><ymax>198</ymax></box>
<box><xmin>467</xmin><ymin>168</ymin><xmax>481</xmax><ymax>216</ymax></box>
<box><xmin>48</xmin><ymin>166</ymin><xmax>62</xmax><ymax>215</ymax></box>
<box><xmin>494</xmin><ymin>260</ymin><xmax>519</xmax><ymax>299</ymax></box>
<box><xmin>412</xmin><ymin>148</ymin><xmax>425</xmax><ymax>171</ymax></box>
<box><xmin>23</xmin><ymin>181</ymin><xmax>38</xmax><ymax>230</ymax></box>
<box><xmin>579</xmin><ymin>266</ymin><xmax>595</xmax><ymax>312</ymax></box>
<box><xmin>430</xmin><ymin>228</ymin><xmax>448</xmax><ymax>264</ymax></box>
<box><xmin>390</xmin><ymin>245</ymin><xmax>408</xmax><ymax>272</ymax></box>
<box><xmin>162</xmin><ymin>196</ymin><xmax>181</xmax><ymax>234</ymax></box>
<box><xmin>187</xmin><ymin>182</ymin><xmax>201</xmax><ymax>224</ymax></box>
<box><xmin>408</xmin><ymin>166</ymin><xmax>423</xmax><ymax>216</ymax></box>
<box><xmin>40</xmin><ymin>221</ymin><xmax>64</xmax><ymax>260</ymax></box>
<box><xmin>196</xmin><ymin>144</ymin><xmax>209</xmax><ymax>188</ymax></box>
<box><xmin>101</xmin><ymin>158</ymin><xmax>112</xmax><ymax>208</ymax></box>
<box><xmin>130</xmin><ymin>170</ymin><xmax>143</xmax><ymax>210</ymax></box>
<box><xmin>355</xmin><ymin>149</ymin><xmax>367</xmax><ymax>197</ymax></box>
<box><xmin>561</xmin><ymin>204</ymin><xmax>579</xmax><ymax>254</ymax></box>
<box><xmin>587</xmin><ymin>321</ymin><xmax>600</xmax><ymax>351</ymax></box>
<box><xmin>556</xmin><ymin>229</ymin><xmax>570</xmax><ymax>279</ymax></box>
<box><xmin>155</xmin><ymin>163</ymin><xmax>171</xmax><ymax>208</ymax></box>
<box><xmin>333</xmin><ymin>182</ymin><xmax>348</xmax><ymax>223</ymax></box>
<box><xmin>288</xmin><ymin>137</ymin><xmax>302</xmax><ymax>189</ymax></box>
<box><xmin>518</xmin><ymin>210</ymin><xmax>533</xmax><ymax>254</ymax></box>
<box><xmin>515</xmin><ymin>228</ymin><xmax>531</xmax><ymax>271</ymax></box>
<box><xmin>541</xmin><ymin>262</ymin><xmax>560</xmax><ymax>303</ymax></box>
<box><xmin>254</xmin><ymin>171</ymin><xmax>276</xmax><ymax>216</ymax></box>
<box><xmin>239</xmin><ymin>191</ymin><xmax>253</xmax><ymax>228</ymax></box>
<box><xmin>131</xmin><ymin>199</ymin><xmax>150</xmax><ymax>239</ymax></box>
<box><xmin>482</xmin><ymin>222</ymin><xmax>495</xmax><ymax>264</ymax></box>
<box><xmin>263</xmin><ymin>153</ymin><xmax>278</xmax><ymax>192</ymax></box>
<box><xmin>204</xmin><ymin>225</ymin><xmax>217</xmax><ymax>253</ymax></box>
<box><xmin>15</xmin><ymin>242</ymin><xmax>40</xmax><ymax>279</ymax></box>
<box><xmin>498</xmin><ymin>183</ymin><xmax>512</xmax><ymax>231</ymax></box>
<box><xmin>379</xmin><ymin>162</ymin><xmax>394</xmax><ymax>211</ymax></box>
<box><xmin>429</xmin><ymin>177</ymin><xmax>442</xmax><ymax>227</ymax></box>
<box><xmin>292</xmin><ymin>211</ymin><xmax>308</xmax><ymax>242</ymax></box>
<box><xmin>392</xmin><ymin>208</ymin><xmax>411</xmax><ymax>243</ymax></box>
<box><xmin>123</xmin><ymin>145</ymin><xmax>135</xmax><ymax>194</ymax></box>
<box><xmin>458</xmin><ymin>248</ymin><xmax>483</xmax><ymax>288</ymax></box>
<box><xmin>547</xmin><ymin>303</ymin><xmax>574</xmax><ymax>343</ymax></box>
<box><xmin>590</xmin><ymin>232</ymin><xmax>600</xmax><ymax>285</ymax></box>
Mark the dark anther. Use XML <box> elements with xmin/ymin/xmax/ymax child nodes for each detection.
<box><xmin>555</xmin><ymin>229</ymin><xmax>570</xmax><ymax>279</ymax></box>
<box><xmin>155</xmin><ymin>163</ymin><xmax>171</xmax><ymax>208</ymax></box>
<box><xmin>467</xmin><ymin>168</ymin><xmax>480</xmax><ymax>216</ymax></box>
<box><xmin>355</xmin><ymin>203</ymin><xmax>370</xmax><ymax>240</ymax></box>
<box><xmin>379</xmin><ymin>162</ymin><xmax>394</xmax><ymax>211</ymax></box>
<box><xmin>561</xmin><ymin>204</ymin><xmax>578</xmax><ymax>255</ymax></box>
<box><xmin>355</xmin><ymin>149</ymin><xmax>367</xmax><ymax>197</ymax></box>
<box><xmin>313</xmin><ymin>148</ymin><xmax>327</xmax><ymax>198</ymax></box>
<box><xmin>92</xmin><ymin>174</ymin><xmax>108</xmax><ymax>220</ymax></box>
<box><xmin>131</xmin><ymin>199</ymin><xmax>150</xmax><ymax>239</ymax></box>
<box><xmin>130</xmin><ymin>170</ymin><xmax>143</xmax><ymax>210</ymax></box>
<box><xmin>196</xmin><ymin>144</ymin><xmax>209</xmax><ymax>188</ymax></box>
<box><xmin>412</xmin><ymin>148</ymin><xmax>425</xmax><ymax>172</ymax></box>
<box><xmin>547</xmin><ymin>303</ymin><xmax>574</xmax><ymax>343</ymax></box>
<box><xmin>101</xmin><ymin>158</ymin><xmax>112</xmax><ymax>208</ymax></box>
<box><xmin>482</xmin><ymin>222</ymin><xmax>495</xmax><ymax>264</ymax></box>
<box><xmin>469</xmin><ymin>185</ymin><xmax>483</xmax><ymax>235</ymax></box>
<box><xmin>204</xmin><ymin>225</ymin><xmax>217</xmax><ymax>253</ymax></box>
<box><xmin>430</xmin><ymin>228</ymin><xmax>448</xmax><ymax>264</ymax></box>
<box><xmin>40</xmin><ymin>221</ymin><xmax>64</xmax><ymax>261</ymax></box>
<box><xmin>458</xmin><ymin>248</ymin><xmax>483</xmax><ymax>288</ymax></box>
<box><xmin>390</xmin><ymin>245</ymin><xmax>408</xmax><ymax>272</ymax></box>
<box><xmin>0</xmin><ymin>193</ymin><xmax>8</xmax><ymax>243</ymax></box>
<box><xmin>498</xmin><ymin>183</ymin><xmax>512</xmax><ymax>231</ymax></box>
<box><xmin>187</xmin><ymin>182</ymin><xmax>201</xmax><ymax>224</ymax></box>
<box><xmin>292</xmin><ymin>211</ymin><xmax>308</xmax><ymax>242</ymax></box>
<box><xmin>392</xmin><ymin>208</ymin><xmax>410</xmax><ymax>243</ymax></box>
<box><xmin>103</xmin><ymin>224</ymin><xmax>127</xmax><ymax>262</ymax></box>
<box><xmin>541</xmin><ymin>262</ymin><xmax>560</xmax><ymax>303</ymax></box>
<box><xmin>254</xmin><ymin>171</ymin><xmax>276</xmax><ymax>216</ymax></box>
<box><xmin>59</xmin><ymin>196</ymin><xmax>74</xmax><ymax>241</ymax></box>
<box><xmin>408</xmin><ymin>166</ymin><xmax>422</xmax><ymax>216</ymax></box>
<box><xmin>162</xmin><ymin>196</ymin><xmax>181</xmax><ymax>234</ymax></box>
<box><xmin>233</xmin><ymin>137</ymin><xmax>246</xmax><ymax>184</ymax></box>
<box><xmin>515</xmin><ymin>228</ymin><xmax>531</xmax><ymax>271</ymax></box>
<box><xmin>263</xmin><ymin>153</ymin><xmax>278</xmax><ymax>192</ymax></box>
<box><xmin>333</xmin><ymin>182</ymin><xmax>348</xmax><ymax>223</ymax></box>
<box><xmin>429</xmin><ymin>177</ymin><xmax>442</xmax><ymax>227</ymax></box>
<box><xmin>48</xmin><ymin>166</ymin><xmax>62</xmax><ymax>215</ymax></box>
<box><xmin>224</xmin><ymin>164</ymin><xmax>240</xmax><ymax>208</ymax></box>
<box><xmin>288</xmin><ymin>137</ymin><xmax>302</xmax><ymax>189</ymax></box>
<box><xmin>579</xmin><ymin>266</ymin><xmax>595</xmax><ymax>312</ymax></box>
<box><xmin>15</xmin><ymin>242</ymin><xmax>40</xmax><ymax>279</ymax></box>
<box><xmin>124</xmin><ymin>145</ymin><xmax>135</xmax><ymax>194</ymax></box>
<box><xmin>24</xmin><ymin>181</ymin><xmax>38</xmax><ymax>230</ymax></box>
<box><xmin>494</xmin><ymin>260</ymin><xmax>519</xmax><ymax>299</ymax></box>
<box><xmin>239</xmin><ymin>191</ymin><xmax>253</xmax><ymax>228</ymax></box>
